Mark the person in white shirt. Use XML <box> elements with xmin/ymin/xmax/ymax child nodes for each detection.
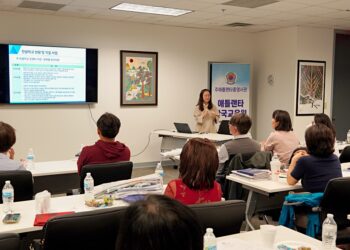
<box><xmin>0</xmin><ymin>121</ymin><xmax>25</xmax><ymax>171</ymax></box>
<box><xmin>193</xmin><ymin>89</ymin><xmax>219</xmax><ymax>133</ymax></box>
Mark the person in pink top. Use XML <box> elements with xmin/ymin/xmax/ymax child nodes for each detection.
<box><xmin>164</xmin><ymin>138</ymin><xmax>222</xmax><ymax>205</ymax></box>
<box><xmin>262</xmin><ymin>110</ymin><xmax>300</xmax><ymax>165</ymax></box>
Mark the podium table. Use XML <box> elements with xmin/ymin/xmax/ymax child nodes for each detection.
<box><xmin>153</xmin><ymin>130</ymin><xmax>234</xmax><ymax>152</ymax></box>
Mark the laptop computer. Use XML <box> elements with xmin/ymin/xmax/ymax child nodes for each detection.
<box><xmin>217</xmin><ymin>120</ymin><xmax>230</xmax><ymax>135</ymax></box>
<box><xmin>174</xmin><ymin>122</ymin><xmax>196</xmax><ymax>134</ymax></box>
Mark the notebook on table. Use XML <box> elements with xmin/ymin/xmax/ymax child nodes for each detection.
<box><xmin>232</xmin><ymin>168</ymin><xmax>270</xmax><ymax>179</ymax></box>
<box><xmin>174</xmin><ymin>122</ymin><xmax>196</xmax><ymax>134</ymax></box>
<box><xmin>34</xmin><ymin>211</ymin><xmax>75</xmax><ymax>226</ymax></box>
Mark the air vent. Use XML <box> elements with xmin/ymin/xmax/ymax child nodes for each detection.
<box><xmin>18</xmin><ymin>1</ymin><xmax>65</xmax><ymax>11</ymax></box>
<box><xmin>223</xmin><ymin>0</ymin><xmax>279</xmax><ymax>8</ymax></box>
<box><xmin>225</xmin><ymin>22</ymin><xmax>253</xmax><ymax>27</ymax></box>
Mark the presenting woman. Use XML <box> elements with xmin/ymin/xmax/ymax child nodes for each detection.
<box><xmin>194</xmin><ymin>89</ymin><xmax>219</xmax><ymax>133</ymax></box>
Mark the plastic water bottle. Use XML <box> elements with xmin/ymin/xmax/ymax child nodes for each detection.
<box><xmin>2</xmin><ymin>180</ymin><xmax>14</xmax><ymax>214</ymax></box>
<box><xmin>155</xmin><ymin>162</ymin><xmax>164</xmax><ymax>185</ymax></box>
<box><xmin>347</xmin><ymin>130</ymin><xmax>350</xmax><ymax>144</ymax></box>
<box><xmin>322</xmin><ymin>213</ymin><xmax>337</xmax><ymax>250</ymax></box>
<box><xmin>204</xmin><ymin>228</ymin><xmax>217</xmax><ymax>250</ymax></box>
<box><xmin>84</xmin><ymin>172</ymin><xmax>94</xmax><ymax>202</ymax></box>
<box><xmin>270</xmin><ymin>153</ymin><xmax>281</xmax><ymax>181</ymax></box>
<box><xmin>26</xmin><ymin>148</ymin><xmax>35</xmax><ymax>170</ymax></box>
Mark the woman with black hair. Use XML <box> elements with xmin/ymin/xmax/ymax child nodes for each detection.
<box><xmin>115</xmin><ymin>195</ymin><xmax>203</xmax><ymax>250</ymax></box>
<box><xmin>194</xmin><ymin>89</ymin><xmax>219</xmax><ymax>133</ymax></box>
<box><xmin>287</xmin><ymin>124</ymin><xmax>342</xmax><ymax>192</ymax></box>
<box><xmin>262</xmin><ymin>110</ymin><xmax>299</xmax><ymax>165</ymax></box>
<box><xmin>313</xmin><ymin>113</ymin><xmax>339</xmax><ymax>156</ymax></box>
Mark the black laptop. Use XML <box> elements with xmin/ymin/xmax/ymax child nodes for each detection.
<box><xmin>174</xmin><ymin>122</ymin><xmax>196</xmax><ymax>134</ymax></box>
<box><xmin>217</xmin><ymin>120</ymin><xmax>230</xmax><ymax>135</ymax></box>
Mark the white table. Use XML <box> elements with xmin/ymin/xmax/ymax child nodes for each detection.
<box><xmin>227</xmin><ymin>169</ymin><xmax>350</xmax><ymax>231</ymax></box>
<box><xmin>30</xmin><ymin>159</ymin><xmax>79</xmax><ymax>194</ymax></box>
<box><xmin>153</xmin><ymin>130</ymin><xmax>234</xmax><ymax>151</ymax></box>
<box><xmin>218</xmin><ymin>225</ymin><xmax>340</xmax><ymax>250</ymax></box>
<box><xmin>0</xmin><ymin>194</ymin><xmax>128</xmax><ymax>234</ymax></box>
<box><xmin>226</xmin><ymin>174</ymin><xmax>303</xmax><ymax>231</ymax></box>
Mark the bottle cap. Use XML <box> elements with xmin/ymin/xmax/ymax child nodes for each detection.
<box><xmin>206</xmin><ymin>228</ymin><xmax>213</xmax><ymax>233</ymax></box>
<box><xmin>5</xmin><ymin>180</ymin><xmax>10</xmax><ymax>184</ymax></box>
<box><xmin>86</xmin><ymin>172</ymin><xmax>91</xmax><ymax>176</ymax></box>
<box><xmin>327</xmin><ymin>213</ymin><xmax>334</xmax><ymax>218</ymax></box>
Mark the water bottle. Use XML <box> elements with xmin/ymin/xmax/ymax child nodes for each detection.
<box><xmin>155</xmin><ymin>162</ymin><xmax>164</xmax><ymax>185</ymax></box>
<box><xmin>204</xmin><ymin>228</ymin><xmax>217</xmax><ymax>250</ymax></box>
<box><xmin>84</xmin><ymin>172</ymin><xmax>94</xmax><ymax>202</ymax></box>
<box><xmin>270</xmin><ymin>153</ymin><xmax>281</xmax><ymax>181</ymax></box>
<box><xmin>347</xmin><ymin>130</ymin><xmax>350</xmax><ymax>144</ymax></box>
<box><xmin>322</xmin><ymin>213</ymin><xmax>337</xmax><ymax>250</ymax></box>
<box><xmin>2</xmin><ymin>180</ymin><xmax>14</xmax><ymax>214</ymax></box>
<box><xmin>26</xmin><ymin>148</ymin><xmax>35</xmax><ymax>170</ymax></box>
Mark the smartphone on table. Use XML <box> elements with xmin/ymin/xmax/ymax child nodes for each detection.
<box><xmin>3</xmin><ymin>213</ymin><xmax>21</xmax><ymax>224</ymax></box>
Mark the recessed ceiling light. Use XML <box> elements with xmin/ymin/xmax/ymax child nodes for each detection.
<box><xmin>110</xmin><ymin>3</ymin><xmax>192</xmax><ymax>16</ymax></box>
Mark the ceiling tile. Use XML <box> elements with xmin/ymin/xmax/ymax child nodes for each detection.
<box><xmin>284</xmin><ymin>0</ymin><xmax>336</xmax><ymax>5</ymax></box>
<box><xmin>319</xmin><ymin>0</ymin><xmax>350</xmax><ymax>10</ymax></box>
<box><xmin>1</xmin><ymin>0</ymin><xmax>350</xmax><ymax>32</ymax></box>
<box><xmin>258</xmin><ymin>1</ymin><xmax>307</xmax><ymax>11</ymax></box>
<box><xmin>295</xmin><ymin>6</ymin><xmax>337</xmax><ymax>16</ymax></box>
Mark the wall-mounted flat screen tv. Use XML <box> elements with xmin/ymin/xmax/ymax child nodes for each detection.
<box><xmin>0</xmin><ymin>44</ymin><xmax>98</xmax><ymax>104</ymax></box>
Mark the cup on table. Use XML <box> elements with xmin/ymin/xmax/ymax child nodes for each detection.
<box><xmin>260</xmin><ymin>225</ymin><xmax>277</xmax><ymax>248</ymax></box>
<box><xmin>35</xmin><ymin>190</ymin><xmax>51</xmax><ymax>214</ymax></box>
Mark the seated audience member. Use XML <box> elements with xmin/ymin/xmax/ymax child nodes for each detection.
<box><xmin>313</xmin><ymin>113</ymin><xmax>339</xmax><ymax>156</ymax></box>
<box><xmin>262</xmin><ymin>110</ymin><xmax>299</xmax><ymax>165</ymax></box>
<box><xmin>0</xmin><ymin>122</ymin><xmax>25</xmax><ymax>171</ymax></box>
<box><xmin>77</xmin><ymin>113</ymin><xmax>130</xmax><ymax>175</ymax></box>
<box><xmin>164</xmin><ymin>138</ymin><xmax>222</xmax><ymax>205</ymax></box>
<box><xmin>115</xmin><ymin>195</ymin><xmax>203</xmax><ymax>250</ymax></box>
<box><xmin>287</xmin><ymin>124</ymin><xmax>342</xmax><ymax>192</ymax></box>
<box><xmin>217</xmin><ymin>113</ymin><xmax>261</xmax><ymax>175</ymax></box>
<box><xmin>288</xmin><ymin>147</ymin><xmax>307</xmax><ymax>165</ymax></box>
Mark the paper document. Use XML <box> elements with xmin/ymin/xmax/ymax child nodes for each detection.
<box><xmin>93</xmin><ymin>174</ymin><xmax>163</xmax><ymax>199</ymax></box>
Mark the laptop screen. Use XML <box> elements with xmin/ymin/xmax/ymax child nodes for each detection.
<box><xmin>174</xmin><ymin>123</ymin><xmax>193</xmax><ymax>134</ymax></box>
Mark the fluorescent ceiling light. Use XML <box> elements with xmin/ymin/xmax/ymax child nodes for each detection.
<box><xmin>111</xmin><ymin>3</ymin><xmax>192</xmax><ymax>16</ymax></box>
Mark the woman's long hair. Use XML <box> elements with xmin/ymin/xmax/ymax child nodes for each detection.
<box><xmin>197</xmin><ymin>89</ymin><xmax>213</xmax><ymax>111</ymax></box>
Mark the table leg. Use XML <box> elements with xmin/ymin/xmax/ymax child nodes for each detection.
<box><xmin>245</xmin><ymin>190</ymin><xmax>255</xmax><ymax>231</ymax></box>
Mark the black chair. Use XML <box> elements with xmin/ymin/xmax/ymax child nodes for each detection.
<box><xmin>284</xmin><ymin>177</ymin><xmax>350</xmax><ymax>244</ymax></box>
<box><xmin>217</xmin><ymin>120</ymin><xmax>230</xmax><ymax>135</ymax></box>
<box><xmin>33</xmin><ymin>206</ymin><xmax>127</xmax><ymax>250</ymax></box>
<box><xmin>79</xmin><ymin>161</ymin><xmax>133</xmax><ymax>192</ymax></box>
<box><xmin>0</xmin><ymin>233</ymin><xmax>20</xmax><ymax>250</ymax></box>
<box><xmin>339</xmin><ymin>146</ymin><xmax>350</xmax><ymax>163</ymax></box>
<box><xmin>189</xmin><ymin>200</ymin><xmax>246</xmax><ymax>237</ymax></box>
<box><xmin>0</xmin><ymin>171</ymin><xmax>33</xmax><ymax>202</ymax></box>
<box><xmin>223</xmin><ymin>151</ymin><xmax>271</xmax><ymax>200</ymax></box>
<box><xmin>319</xmin><ymin>177</ymin><xmax>350</xmax><ymax>244</ymax></box>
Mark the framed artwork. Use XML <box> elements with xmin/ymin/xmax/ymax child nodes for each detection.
<box><xmin>120</xmin><ymin>50</ymin><xmax>158</xmax><ymax>106</ymax></box>
<box><xmin>296</xmin><ymin>60</ymin><xmax>326</xmax><ymax>116</ymax></box>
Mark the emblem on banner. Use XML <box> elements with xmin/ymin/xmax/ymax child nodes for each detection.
<box><xmin>226</xmin><ymin>72</ymin><xmax>237</xmax><ymax>85</ymax></box>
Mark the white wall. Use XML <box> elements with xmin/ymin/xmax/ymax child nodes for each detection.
<box><xmin>293</xmin><ymin>27</ymin><xmax>334</xmax><ymax>141</ymax></box>
<box><xmin>0</xmin><ymin>12</ymin><xmax>255</xmax><ymax>163</ymax></box>
<box><xmin>253</xmin><ymin>27</ymin><xmax>298</xmax><ymax>141</ymax></box>
<box><xmin>254</xmin><ymin>27</ymin><xmax>334</xmax><ymax>143</ymax></box>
